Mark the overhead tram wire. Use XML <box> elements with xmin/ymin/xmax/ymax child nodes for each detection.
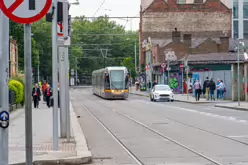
<box><xmin>92</xmin><ymin>0</ymin><xmax>106</xmax><ymax>17</ymax></box>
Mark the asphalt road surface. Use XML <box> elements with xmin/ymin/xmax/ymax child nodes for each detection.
<box><xmin>71</xmin><ymin>88</ymin><xmax>248</xmax><ymax>165</ymax></box>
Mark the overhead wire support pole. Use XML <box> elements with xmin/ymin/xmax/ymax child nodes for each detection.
<box><xmin>24</xmin><ymin>23</ymin><xmax>33</xmax><ymax>165</ymax></box>
<box><xmin>52</xmin><ymin>0</ymin><xmax>59</xmax><ymax>150</ymax></box>
<box><xmin>62</xmin><ymin>0</ymin><xmax>70</xmax><ymax>141</ymax></box>
<box><xmin>0</xmin><ymin>12</ymin><xmax>9</xmax><ymax>165</ymax></box>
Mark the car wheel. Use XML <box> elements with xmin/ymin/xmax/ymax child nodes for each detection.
<box><xmin>170</xmin><ymin>99</ymin><xmax>174</xmax><ymax>102</ymax></box>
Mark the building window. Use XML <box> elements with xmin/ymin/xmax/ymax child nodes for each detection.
<box><xmin>233</xmin><ymin>0</ymin><xmax>238</xmax><ymax>19</ymax></box>
<box><xmin>244</xmin><ymin>0</ymin><xmax>248</xmax><ymax>18</ymax></box>
<box><xmin>244</xmin><ymin>21</ymin><xmax>248</xmax><ymax>39</ymax></box>
<box><xmin>234</xmin><ymin>20</ymin><xmax>239</xmax><ymax>39</ymax></box>
<box><xmin>177</xmin><ymin>0</ymin><xmax>186</xmax><ymax>4</ymax></box>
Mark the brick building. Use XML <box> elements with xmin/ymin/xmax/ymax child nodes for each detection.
<box><xmin>140</xmin><ymin>0</ymin><xmax>232</xmax><ymax>70</ymax></box>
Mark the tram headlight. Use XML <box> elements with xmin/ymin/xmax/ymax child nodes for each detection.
<box><xmin>111</xmin><ymin>90</ymin><xmax>115</xmax><ymax>92</ymax></box>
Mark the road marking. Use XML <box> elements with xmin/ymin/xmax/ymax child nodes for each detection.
<box><xmin>228</xmin><ymin>135</ymin><xmax>248</xmax><ymax>138</ymax></box>
<box><xmin>136</xmin><ymin>100</ymin><xmax>248</xmax><ymax>124</ymax></box>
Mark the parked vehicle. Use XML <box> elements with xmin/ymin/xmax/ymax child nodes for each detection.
<box><xmin>150</xmin><ymin>84</ymin><xmax>174</xmax><ymax>102</ymax></box>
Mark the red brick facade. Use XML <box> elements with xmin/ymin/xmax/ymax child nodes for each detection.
<box><xmin>140</xmin><ymin>0</ymin><xmax>232</xmax><ymax>70</ymax></box>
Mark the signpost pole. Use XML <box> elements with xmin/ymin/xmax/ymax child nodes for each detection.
<box><xmin>24</xmin><ymin>24</ymin><xmax>33</xmax><ymax>165</ymax></box>
<box><xmin>167</xmin><ymin>61</ymin><xmax>170</xmax><ymax>84</ymax></box>
<box><xmin>52</xmin><ymin>0</ymin><xmax>59</xmax><ymax>150</ymax></box>
<box><xmin>0</xmin><ymin>12</ymin><xmax>9</xmax><ymax>165</ymax></box>
<box><xmin>59</xmin><ymin>47</ymin><xmax>66</xmax><ymax>138</ymax></box>
<box><xmin>182</xmin><ymin>67</ymin><xmax>184</xmax><ymax>95</ymax></box>
<box><xmin>65</xmin><ymin>48</ymin><xmax>70</xmax><ymax>141</ymax></box>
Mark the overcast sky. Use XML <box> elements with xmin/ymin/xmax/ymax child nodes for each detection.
<box><xmin>69</xmin><ymin>0</ymin><xmax>140</xmax><ymax>31</ymax></box>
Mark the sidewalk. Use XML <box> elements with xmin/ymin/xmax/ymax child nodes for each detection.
<box><xmin>215</xmin><ymin>102</ymin><xmax>248</xmax><ymax>111</ymax></box>
<box><xmin>129</xmin><ymin>87</ymin><xmax>228</xmax><ymax>104</ymax></box>
<box><xmin>9</xmin><ymin>102</ymin><xmax>91</xmax><ymax>164</ymax></box>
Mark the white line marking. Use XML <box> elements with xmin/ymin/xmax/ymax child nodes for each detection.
<box><xmin>136</xmin><ymin>100</ymin><xmax>248</xmax><ymax>124</ymax></box>
<box><xmin>228</xmin><ymin>135</ymin><xmax>248</xmax><ymax>138</ymax></box>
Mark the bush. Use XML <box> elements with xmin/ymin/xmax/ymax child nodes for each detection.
<box><xmin>11</xmin><ymin>76</ymin><xmax>25</xmax><ymax>105</ymax></box>
<box><xmin>9</xmin><ymin>80</ymin><xmax>24</xmax><ymax>104</ymax></box>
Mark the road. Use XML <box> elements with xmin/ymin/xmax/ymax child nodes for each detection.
<box><xmin>71</xmin><ymin>88</ymin><xmax>248</xmax><ymax>165</ymax></box>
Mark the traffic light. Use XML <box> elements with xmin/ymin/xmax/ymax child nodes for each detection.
<box><xmin>57</xmin><ymin>2</ymin><xmax>63</xmax><ymax>22</ymax></box>
<box><xmin>45</xmin><ymin>2</ymin><xmax>63</xmax><ymax>22</ymax></box>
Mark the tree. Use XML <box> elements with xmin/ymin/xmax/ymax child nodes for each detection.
<box><xmin>121</xmin><ymin>57</ymin><xmax>136</xmax><ymax>78</ymax></box>
<box><xmin>71</xmin><ymin>15</ymin><xmax>139</xmax><ymax>77</ymax></box>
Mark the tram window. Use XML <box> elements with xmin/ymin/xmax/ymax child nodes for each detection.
<box><xmin>105</xmin><ymin>74</ymin><xmax>110</xmax><ymax>89</ymax></box>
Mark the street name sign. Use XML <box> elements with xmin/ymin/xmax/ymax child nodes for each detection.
<box><xmin>0</xmin><ymin>0</ymin><xmax>52</xmax><ymax>24</ymax></box>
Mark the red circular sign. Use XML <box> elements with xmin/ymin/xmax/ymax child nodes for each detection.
<box><xmin>180</xmin><ymin>64</ymin><xmax>184</xmax><ymax>68</ymax></box>
<box><xmin>0</xmin><ymin>0</ymin><xmax>52</xmax><ymax>24</ymax></box>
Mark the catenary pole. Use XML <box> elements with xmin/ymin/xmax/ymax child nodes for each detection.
<box><xmin>52</xmin><ymin>0</ymin><xmax>59</xmax><ymax>150</ymax></box>
<box><xmin>0</xmin><ymin>12</ymin><xmax>9</xmax><ymax>165</ymax></box>
<box><xmin>63</xmin><ymin>0</ymin><xmax>70</xmax><ymax>140</ymax></box>
<box><xmin>24</xmin><ymin>24</ymin><xmax>33</xmax><ymax>165</ymax></box>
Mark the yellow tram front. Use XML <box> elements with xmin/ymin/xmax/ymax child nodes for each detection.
<box><xmin>104</xmin><ymin>69</ymin><xmax>129</xmax><ymax>99</ymax></box>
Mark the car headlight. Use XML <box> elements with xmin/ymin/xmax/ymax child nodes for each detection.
<box><xmin>154</xmin><ymin>93</ymin><xmax>159</xmax><ymax>96</ymax></box>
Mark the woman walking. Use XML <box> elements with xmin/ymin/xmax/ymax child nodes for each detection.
<box><xmin>194</xmin><ymin>80</ymin><xmax>201</xmax><ymax>101</ymax></box>
<box><xmin>32</xmin><ymin>83</ymin><xmax>41</xmax><ymax>108</ymax></box>
<box><xmin>45</xmin><ymin>84</ymin><xmax>53</xmax><ymax>108</ymax></box>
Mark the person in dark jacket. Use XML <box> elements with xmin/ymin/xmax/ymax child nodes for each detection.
<box><xmin>45</xmin><ymin>84</ymin><xmax>53</xmax><ymax>108</ymax></box>
<box><xmin>32</xmin><ymin>83</ymin><xmax>41</xmax><ymax>108</ymax></box>
<box><xmin>209</xmin><ymin>78</ymin><xmax>216</xmax><ymax>101</ymax></box>
<box><xmin>203</xmin><ymin>77</ymin><xmax>210</xmax><ymax>100</ymax></box>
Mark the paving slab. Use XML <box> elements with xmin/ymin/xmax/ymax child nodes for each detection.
<box><xmin>9</xmin><ymin>102</ymin><xmax>91</xmax><ymax>165</ymax></box>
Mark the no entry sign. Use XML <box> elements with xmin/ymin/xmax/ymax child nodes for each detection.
<box><xmin>0</xmin><ymin>0</ymin><xmax>52</xmax><ymax>24</ymax></box>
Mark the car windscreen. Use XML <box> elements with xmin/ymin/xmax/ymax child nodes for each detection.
<box><xmin>155</xmin><ymin>86</ymin><xmax>170</xmax><ymax>91</ymax></box>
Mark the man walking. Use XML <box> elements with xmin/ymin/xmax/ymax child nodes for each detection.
<box><xmin>209</xmin><ymin>78</ymin><xmax>216</xmax><ymax>101</ymax></box>
<box><xmin>203</xmin><ymin>77</ymin><xmax>210</xmax><ymax>100</ymax></box>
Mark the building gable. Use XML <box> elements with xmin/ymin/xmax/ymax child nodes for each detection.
<box><xmin>144</xmin><ymin>0</ymin><xmax>230</xmax><ymax>13</ymax></box>
<box><xmin>144</xmin><ymin>0</ymin><xmax>168</xmax><ymax>12</ymax></box>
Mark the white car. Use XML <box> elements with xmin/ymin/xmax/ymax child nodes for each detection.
<box><xmin>150</xmin><ymin>84</ymin><xmax>174</xmax><ymax>102</ymax></box>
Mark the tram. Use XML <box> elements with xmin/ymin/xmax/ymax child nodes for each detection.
<box><xmin>92</xmin><ymin>66</ymin><xmax>129</xmax><ymax>99</ymax></box>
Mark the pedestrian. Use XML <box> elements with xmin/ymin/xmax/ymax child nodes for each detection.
<box><xmin>45</xmin><ymin>84</ymin><xmax>53</xmax><ymax>108</ymax></box>
<box><xmin>193</xmin><ymin>79</ymin><xmax>201</xmax><ymax>101</ymax></box>
<box><xmin>42</xmin><ymin>80</ymin><xmax>48</xmax><ymax>104</ymax></box>
<box><xmin>32</xmin><ymin>83</ymin><xmax>41</xmax><ymax>108</ymax></box>
<box><xmin>203</xmin><ymin>77</ymin><xmax>210</xmax><ymax>100</ymax></box>
<box><xmin>209</xmin><ymin>78</ymin><xmax>216</xmax><ymax>101</ymax></box>
<box><xmin>219</xmin><ymin>80</ymin><xmax>225</xmax><ymax>100</ymax></box>
<box><xmin>216</xmin><ymin>78</ymin><xmax>221</xmax><ymax>100</ymax></box>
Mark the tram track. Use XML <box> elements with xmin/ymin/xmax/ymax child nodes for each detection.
<box><xmin>82</xmin><ymin>98</ymin><xmax>222</xmax><ymax>165</ymax></box>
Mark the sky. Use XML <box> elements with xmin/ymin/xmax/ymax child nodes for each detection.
<box><xmin>69</xmin><ymin>0</ymin><xmax>140</xmax><ymax>31</ymax></box>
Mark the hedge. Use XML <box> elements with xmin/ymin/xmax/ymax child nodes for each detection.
<box><xmin>9</xmin><ymin>80</ymin><xmax>24</xmax><ymax>104</ymax></box>
<box><xmin>11</xmin><ymin>76</ymin><xmax>25</xmax><ymax>105</ymax></box>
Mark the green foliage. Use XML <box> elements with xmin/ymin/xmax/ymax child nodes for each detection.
<box><xmin>11</xmin><ymin>76</ymin><xmax>25</xmax><ymax>105</ymax></box>
<box><xmin>71</xmin><ymin>16</ymin><xmax>139</xmax><ymax>75</ymax></box>
<box><xmin>121</xmin><ymin>57</ymin><xmax>136</xmax><ymax>78</ymax></box>
<box><xmin>11</xmin><ymin>76</ymin><xmax>25</xmax><ymax>86</ymax></box>
<box><xmin>9</xmin><ymin>80</ymin><xmax>24</xmax><ymax>104</ymax></box>
<box><xmin>10</xmin><ymin>16</ymin><xmax>139</xmax><ymax>79</ymax></box>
